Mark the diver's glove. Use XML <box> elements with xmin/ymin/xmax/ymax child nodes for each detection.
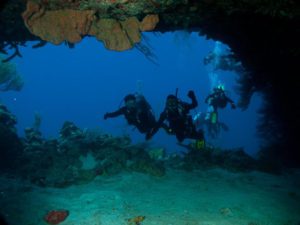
<box><xmin>166</xmin><ymin>128</ymin><xmax>173</xmax><ymax>134</ymax></box>
<box><xmin>104</xmin><ymin>113</ymin><xmax>109</xmax><ymax>120</ymax></box>
<box><xmin>187</xmin><ymin>90</ymin><xmax>196</xmax><ymax>100</ymax></box>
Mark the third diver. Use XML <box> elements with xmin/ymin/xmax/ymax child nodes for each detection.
<box><xmin>204</xmin><ymin>85</ymin><xmax>236</xmax><ymax>138</ymax></box>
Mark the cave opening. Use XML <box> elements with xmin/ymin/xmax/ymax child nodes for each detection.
<box><xmin>1</xmin><ymin>1</ymin><xmax>300</xmax><ymax>224</ymax></box>
<box><xmin>1</xmin><ymin>0</ymin><xmax>299</xmax><ymax>169</ymax></box>
<box><xmin>1</xmin><ymin>31</ymin><xmax>263</xmax><ymax>156</ymax></box>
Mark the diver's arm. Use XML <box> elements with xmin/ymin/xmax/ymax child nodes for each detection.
<box><xmin>226</xmin><ymin>96</ymin><xmax>236</xmax><ymax>109</ymax></box>
<box><xmin>186</xmin><ymin>90</ymin><xmax>198</xmax><ymax>110</ymax></box>
<box><xmin>225</xmin><ymin>96</ymin><xmax>234</xmax><ymax>104</ymax></box>
<box><xmin>104</xmin><ymin>107</ymin><xmax>125</xmax><ymax>119</ymax></box>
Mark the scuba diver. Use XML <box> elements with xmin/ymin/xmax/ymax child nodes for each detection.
<box><xmin>204</xmin><ymin>85</ymin><xmax>235</xmax><ymax>138</ymax></box>
<box><xmin>205</xmin><ymin>85</ymin><xmax>236</xmax><ymax>111</ymax></box>
<box><xmin>104</xmin><ymin>94</ymin><xmax>157</xmax><ymax>134</ymax></box>
<box><xmin>203</xmin><ymin>50</ymin><xmax>244</xmax><ymax>74</ymax></box>
<box><xmin>146</xmin><ymin>90</ymin><xmax>205</xmax><ymax>148</ymax></box>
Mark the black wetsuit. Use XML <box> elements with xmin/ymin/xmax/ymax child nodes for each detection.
<box><xmin>149</xmin><ymin>95</ymin><xmax>203</xmax><ymax>142</ymax></box>
<box><xmin>105</xmin><ymin>105</ymin><xmax>156</xmax><ymax>134</ymax></box>
<box><xmin>205</xmin><ymin>91</ymin><xmax>234</xmax><ymax>110</ymax></box>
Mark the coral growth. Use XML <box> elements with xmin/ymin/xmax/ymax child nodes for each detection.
<box><xmin>0</xmin><ymin>111</ymin><xmax>288</xmax><ymax>187</ymax></box>
<box><xmin>23</xmin><ymin>127</ymin><xmax>45</xmax><ymax>153</ymax></box>
<box><xmin>44</xmin><ymin>210</ymin><xmax>69</xmax><ymax>225</ymax></box>
<box><xmin>177</xmin><ymin>146</ymin><xmax>256</xmax><ymax>172</ymax></box>
<box><xmin>89</xmin><ymin>17</ymin><xmax>141</xmax><ymax>51</ymax></box>
<box><xmin>22</xmin><ymin>1</ymin><xmax>159</xmax><ymax>51</ymax></box>
<box><xmin>0</xmin><ymin>104</ymin><xmax>17</xmax><ymax>133</ymax></box>
<box><xmin>0</xmin><ymin>54</ymin><xmax>24</xmax><ymax>91</ymax></box>
<box><xmin>140</xmin><ymin>14</ymin><xmax>159</xmax><ymax>31</ymax></box>
<box><xmin>0</xmin><ymin>104</ymin><xmax>22</xmax><ymax>173</ymax></box>
<box><xmin>127</xmin><ymin>215</ymin><xmax>145</xmax><ymax>225</ymax></box>
<box><xmin>3</xmin><ymin>121</ymin><xmax>167</xmax><ymax>187</ymax></box>
<box><xmin>22</xmin><ymin>2</ymin><xmax>95</xmax><ymax>45</ymax></box>
<box><xmin>90</xmin><ymin>15</ymin><xmax>159</xmax><ymax>51</ymax></box>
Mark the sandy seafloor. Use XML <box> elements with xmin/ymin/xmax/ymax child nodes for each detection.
<box><xmin>0</xmin><ymin>169</ymin><xmax>300</xmax><ymax>225</ymax></box>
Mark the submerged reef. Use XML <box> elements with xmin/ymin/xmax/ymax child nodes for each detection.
<box><xmin>2</xmin><ymin>117</ymin><xmax>167</xmax><ymax>187</ymax></box>
<box><xmin>0</xmin><ymin>104</ymin><xmax>23</xmax><ymax>172</ymax></box>
<box><xmin>0</xmin><ymin>104</ymin><xmax>289</xmax><ymax>188</ymax></box>
<box><xmin>0</xmin><ymin>0</ymin><xmax>299</xmax><ymax>166</ymax></box>
<box><xmin>172</xmin><ymin>144</ymin><xmax>257</xmax><ymax>172</ymax></box>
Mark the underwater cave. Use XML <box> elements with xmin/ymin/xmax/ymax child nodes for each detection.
<box><xmin>0</xmin><ymin>0</ymin><xmax>300</xmax><ymax>225</ymax></box>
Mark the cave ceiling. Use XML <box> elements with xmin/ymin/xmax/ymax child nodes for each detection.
<box><xmin>1</xmin><ymin>0</ymin><xmax>299</xmax><ymax>65</ymax></box>
<box><xmin>1</xmin><ymin>0</ymin><xmax>299</xmax><ymax>115</ymax></box>
<box><xmin>1</xmin><ymin>0</ymin><xmax>299</xmax><ymax>105</ymax></box>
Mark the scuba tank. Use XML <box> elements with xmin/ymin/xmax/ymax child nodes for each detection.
<box><xmin>210</xmin><ymin>112</ymin><xmax>218</xmax><ymax>124</ymax></box>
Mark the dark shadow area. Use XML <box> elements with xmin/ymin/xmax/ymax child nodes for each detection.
<box><xmin>0</xmin><ymin>213</ymin><xmax>9</xmax><ymax>225</ymax></box>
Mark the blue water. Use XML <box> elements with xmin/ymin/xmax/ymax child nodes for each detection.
<box><xmin>0</xmin><ymin>32</ymin><xmax>262</xmax><ymax>155</ymax></box>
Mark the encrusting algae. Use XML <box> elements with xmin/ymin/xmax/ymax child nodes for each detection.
<box><xmin>127</xmin><ymin>215</ymin><xmax>145</xmax><ymax>225</ymax></box>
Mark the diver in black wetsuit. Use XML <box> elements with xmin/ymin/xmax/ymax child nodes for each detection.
<box><xmin>146</xmin><ymin>90</ymin><xmax>204</xmax><ymax>145</ymax></box>
<box><xmin>104</xmin><ymin>94</ymin><xmax>157</xmax><ymax>134</ymax></box>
